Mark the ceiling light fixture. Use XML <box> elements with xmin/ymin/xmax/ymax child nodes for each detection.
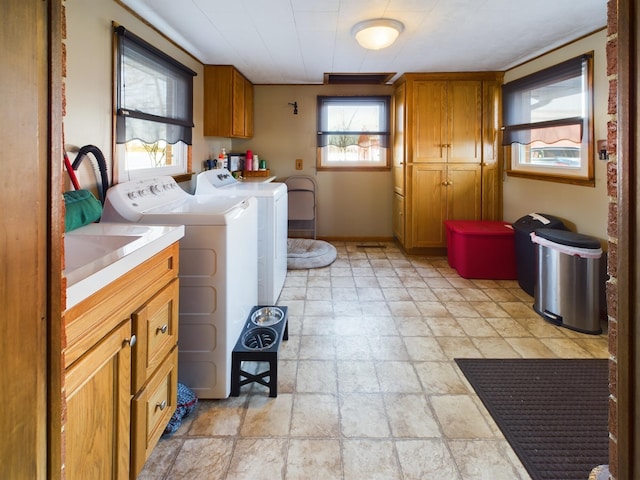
<box><xmin>351</xmin><ymin>18</ymin><xmax>404</xmax><ymax>50</ymax></box>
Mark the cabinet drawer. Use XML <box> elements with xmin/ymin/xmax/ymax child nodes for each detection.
<box><xmin>131</xmin><ymin>278</ymin><xmax>179</xmax><ymax>392</ymax></box>
<box><xmin>131</xmin><ymin>347</ymin><xmax>178</xmax><ymax>478</ymax></box>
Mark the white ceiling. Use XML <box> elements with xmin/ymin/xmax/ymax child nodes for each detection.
<box><xmin>120</xmin><ymin>0</ymin><xmax>607</xmax><ymax>85</ymax></box>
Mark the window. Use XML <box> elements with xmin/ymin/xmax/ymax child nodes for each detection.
<box><xmin>502</xmin><ymin>53</ymin><xmax>594</xmax><ymax>185</ymax></box>
<box><xmin>316</xmin><ymin>96</ymin><xmax>391</xmax><ymax>171</ymax></box>
<box><xmin>114</xmin><ymin>25</ymin><xmax>196</xmax><ymax>182</ymax></box>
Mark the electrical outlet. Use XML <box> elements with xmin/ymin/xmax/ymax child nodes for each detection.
<box><xmin>295</xmin><ymin>158</ymin><xmax>303</xmax><ymax>170</ymax></box>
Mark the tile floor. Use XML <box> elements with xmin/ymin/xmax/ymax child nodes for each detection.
<box><xmin>138</xmin><ymin>241</ymin><xmax>609</xmax><ymax>480</ymax></box>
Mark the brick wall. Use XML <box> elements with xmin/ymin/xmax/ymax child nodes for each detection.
<box><xmin>605</xmin><ymin>0</ymin><xmax>619</xmax><ymax>478</ymax></box>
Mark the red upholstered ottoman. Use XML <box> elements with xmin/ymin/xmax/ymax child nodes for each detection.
<box><xmin>445</xmin><ymin>220</ymin><xmax>517</xmax><ymax>279</ymax></box>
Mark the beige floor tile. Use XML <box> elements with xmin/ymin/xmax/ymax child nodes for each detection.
<box><xmin>395</xmin><ymin>439</ymin><xmax>460</xmax><ymax>479</ymax></box>
<box><xmin>437</xmin><ymin>336</ymin><xmax>483</xmax><ymax>358</ymax></box>
<box><xmin>471</xmin><ymin>337</ymin><xmax>521</xmax><ymax>358</ymax></box>
<box><xmin>336</xmin><ymin>335</ymin><xmax>372</xmax><ymax>360</ymax></box>
<box><xmin>167</xmin><ymin>438</ymin><xmax>234</xmax><ymax>478</ymax></box>
<box><xmin>433</xmin><ymin>288</ymin><xmax>467</xmax><ymax>302</ymax></box>
<box><xmin>444</xmin><ymin>301</ymin><xmax>482</xmax><ymax>318</ymax></box>
<box><xmin>136</xmin><ymin>437</ymin><xmax>183</xmax><ymax>480</ymax></box>
<box><xmin>188</xmin><ymin>397</ymin><xmax>247</xmax><ymax>436</ymax></box>
<box><xmin>424</xmin><ymin>317</ymin><xmax>466</xmax><ymax>336</ymax></box>
<box><xmin>240</xmin><ymin>394</ymin><xmax>293</xmax><ymax>437</ymax></box>
<box><xmin>539</xmin><ymin>337</ymin><xmax>593</xmax><ymax>357</ymax></box>
<box><xmin>505</xmin><ymin>337</ymin><xmax>557</xmax><ymax>358</ymax></box>
<box><xmin>403</xmin><ymin>336</ymin><xmax>448</xmax><ymax>361</ymax></box>
<box><xmin>298</xmin><ymin>335</ymin><xmax>336</xmax><ymax>360</ymax></box>
<box><xmin>340</xmin><ymin>393</ymin><xmax>390</xmax><ymax>437</ymax></box>
<box><xmin>337</xmin><ymin>360</ymin><xmax>380</xmax><ymax>392</ymax></box>
<box><xmin>448</xmin><ymin>439</ymin><xmax>526</xmax><ymax>479</ymax></box>
<box><xmin>303</xmin><ymin>299</ymin><xmax>334</xmax><ymax>316</ymax></box>
<box><xmin>368</xmin><ymin>336</ymin><xmax>410</xmax><ymax>361</ymax></box>
<box><xmin>301</xmin><ymin>316</ymin><xmax>336</xmax><ymax>335</ymax></box>
<box><xmin>305</xmin><ymin>286</ymin><xmax>331</xmax><ymax>300</ymax></box>
<box><xmin>431</xmin><ymin>395</ymin><xmax>494</xmax><ymax>439</ymax></box>
<box><xmin>415</xmin><ymin>301</ymin><xmax>451</xmax><ymax>316</ymax></box>
<box><xmin>343</xmin><ymin>439</ymin><xmax>402</xmax><ymax>480</ymax></box>
<box><xmin>414</xmin><ymin>361</ymin><xmax>470</xmax><ymax>395</ymax></box>
<box><xmin>395</xmin><ymin>316</ymin><xmax>432</xmax><ymax>337</ymax></box>
<box><xmin>484</xmin><ymin>317</ymin><xmax>533</xmax><ymax>337</ymax></box>
<box><xmin>290</xmin><ymin>393</ymin><xmax>340</xmax><ymax>437</ymax></box>
<box><xmin>459</xmin><ymin>288</ymin><xmax>492</xmax><ymax>301</ymax></box>
<box><xmin>470</xmin><ymin>300</ymin><xmax>511</xmax><ymax>317</ymax></box>
<box><xmin>456</xmin><ymin>317</ymin><xmax>499</xmax><ymax>337</ymax></box>
<box><xmin>387</xmin><ymin>300</ymin><xmax>422</xmax><ymax>316</ymax></box>
<box><xmin>295</xmin><ymin>360</ymin><xmax>337</xmax><ymax>393</ymax></box>
<box><xmin>286</xmin><ymin>439</ymin><xmax>342</xmax><ymax>479</ymax></box>
<box><xmin>384</xmin><ymin>393</ymin><xmax>442</xmax><ymax>437</ymax></box>
<box><xmin>225</xmin><ymin>438</ymin><xmax>287</xmax><ymax>480</ymax></box>
<box><xmin>364</xmin><ymin>316</ymin><xmax>401</xmax><ymax>335</ymax></box>
<box><xmin>375</xmin><ymin>360</ymin><xmax>422</xmax><ymax>393</ymax></box>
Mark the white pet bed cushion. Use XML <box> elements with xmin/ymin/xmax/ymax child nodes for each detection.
<box><xmin>287</xmin><ymin>238</ymin><xmax>337</xmax><ymax>270</ymax></box>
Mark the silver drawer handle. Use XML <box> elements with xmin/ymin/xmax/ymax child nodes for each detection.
<box><xmin>125</xmin><ymin>335</ymin><xmax>137</xmax><ymax>347</ymax></box>
<box><xmin>156</xmin><ymin>400</ymin><xmax>167</xmax><ymax>411</ymax></box>
<box><xmin>156</xmin><ymin>324</ymin><xmax>168</xmax><ymax>334</ymax></box>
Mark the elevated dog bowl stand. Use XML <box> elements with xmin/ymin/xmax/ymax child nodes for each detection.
<box><xmin>230</xmin><ymin>306</ymin><xmax>288</xmax><ymax>397</ymax></box>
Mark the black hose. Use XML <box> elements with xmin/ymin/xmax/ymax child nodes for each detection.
<box><xmin>72</xmin><ymin>145</ymin><xmax>109</xmax><ymax>204</ymax></box>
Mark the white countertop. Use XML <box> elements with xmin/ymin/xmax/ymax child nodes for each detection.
<box><xmin>64</xmin><ymin>222</ymin><xmax>185</xmax><ymax>309</ymax></box>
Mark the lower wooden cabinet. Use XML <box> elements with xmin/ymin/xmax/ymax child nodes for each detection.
<box><xmin>65</xmin><ymin>320</ymin><xmax>133</xmax><ymax>480</ymax></box>
<box><xmin>63</xmin><ymin>244</ymin><xmax>180</xmax><ymax>480</ymax></box>
<box><xmin>409</xmin><ymin>164</ymin><xmax>481</xmax><ymax>249</ymax></box>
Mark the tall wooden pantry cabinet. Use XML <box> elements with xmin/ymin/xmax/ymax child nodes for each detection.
<box><xmin>392</xmin><ymin>73</ymin><xmax>503</xmax><ymax>254</ymax></box>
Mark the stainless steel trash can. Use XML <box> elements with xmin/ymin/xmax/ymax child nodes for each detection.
<box><xmin>531</xmin><ymin>228</ymin><xmax>603</xmax><ymax>334</ymax></box>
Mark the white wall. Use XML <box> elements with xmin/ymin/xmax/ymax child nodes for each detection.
<box><xmin>502</xmin><ymin>30</ymin><xmax>609</xmax><ymax>243</ymax></box>
<box><xmin>64</xmin><ymin>0</ymin><xmax>224</xmax><ymax>194</ymax></box>
<box><xmin>232</xmin><ymin>84</ymin><xmax>394</xmax><ymax>240</ymax></box>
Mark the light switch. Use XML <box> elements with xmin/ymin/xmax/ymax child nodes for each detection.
<box><xmin>295</xmin><ymin>158</ymin><xmax>303</xmax><ymax>170</ymax></box>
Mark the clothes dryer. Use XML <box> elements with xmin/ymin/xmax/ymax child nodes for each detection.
<box><xmin>101</xmin><ymin>176</ymin><xmax>258</xmax><ymax>399</ymax></box>
<box><xmin>195</xmin><ymin>169</ymin><xmax>287</xmax><ymax>305</ymax></box>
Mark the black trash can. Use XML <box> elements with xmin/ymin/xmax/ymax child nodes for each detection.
<box><xmin>512</xmin><ymin>213</ymin><xmax>567</xmax><ymax>296</ymax></box>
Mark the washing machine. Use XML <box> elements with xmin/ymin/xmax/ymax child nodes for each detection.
<box><xmin>101</xmin><ymin>176</ymin><xmax>258</xmax><ymax>399</ymax></box>
<box><xmin>195</xmin><ymin>168</ymin><xmax>288</xmax><ymax>305</ymax></box>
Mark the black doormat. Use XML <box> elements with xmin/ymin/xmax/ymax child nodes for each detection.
<box><xmin>455</xmin><ymin>358</ymin><xmax>609</xmax><ymax>480</ymax></box>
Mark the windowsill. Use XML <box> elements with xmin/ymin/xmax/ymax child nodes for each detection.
<box><xmin>506</xmin><ymin>170</ymin><xmax>595</xmax><ymax>187</ymax></box>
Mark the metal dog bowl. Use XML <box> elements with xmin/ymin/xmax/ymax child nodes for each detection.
<box><xmin>242</xmin><ymin>327</ymin><xmax>279</xmax><ymax>350</ymax></box>
<box><xmin>250</xmin><ymin>307</ymin><xmax>285</xmax><ymax>327</ymax></box>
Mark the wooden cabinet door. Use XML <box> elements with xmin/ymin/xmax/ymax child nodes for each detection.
<box><xmin>231</xmin><ymin>69</ymin><xmax>246</xmax><ymax>137</ymax></box>
<box><xmin>65</xmin><ymin>321</ymin><xmax>133</xmax><ymax>480</ymax></box>
<box><xmin>448</xmin><ymin>81</ymin><xmax>482</xmax><ymax>164</ymax></box>
<box><xmin>392</xmin><ymin>192</ymin><xmax>405</xmax><ymax>244</ymax></box>
<box><xmin>413</xmin><ymin>81</ymin><xmax>447</xmax><ymax>163</ymax></box>
<box><xmin>447</xmin><ymin>164</ymin><xmax>482</xmax><ymax>221</ymax></box>
<box><xmin>244</xmin><ymin>76</ymin><xmax>254</xmax><ymax>137</ymax></box>
<box><xmin>410</xmin><ymin>165</ymin><xmax>447</xmax><ymax>248</ymax></box>
<box><xmin>393</xmin><ymin>83</ymin><xmax>406</xmax><ymax>195</ymax></box>
<box><xmin>482</xmin><ymin>80</ymin><xmax>502</xmax><ymax>220</ymax></box>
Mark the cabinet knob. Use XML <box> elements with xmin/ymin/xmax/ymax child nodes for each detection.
<box><xmin>156</xmin><ymin>400</ymin><xmax>167</xmax><ymax>411</ymax></box>
<box><xmin>156</xmin><ymin>324</ymin><xmax>169</xmax><ymax>335</ymax></box>
<box><xmin>125</xmin><ymin>335</ymin><xmax>137</xmax><ymax>348</ymax></box>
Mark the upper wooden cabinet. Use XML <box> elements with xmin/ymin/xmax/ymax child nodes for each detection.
<box><xmin>392</xmin><ymin>73</ymin><xmax>503</xmax><ymax>253</ymax></box>
<box><xmin>412</xmin><ymin>80</ymin><xmax>482</xmax><ymax>164</ymax></box>
<box><xmin>204</xmin><ymin>65</ymin><xmax>254</xmax><ymax>138</ymax></box>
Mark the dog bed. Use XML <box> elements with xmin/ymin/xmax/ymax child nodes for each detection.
<box><xmin>287</xmin><ymin>238</ymin><xmax>337</xmax><ymax>269</ymax></box>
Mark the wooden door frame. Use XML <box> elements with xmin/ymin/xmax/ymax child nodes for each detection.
<box><xmin>47</xmin><ymin>0</ymin><xmax>64</xmax><ymax>478</ymax></box>
<box><xmin>616</xmin><ymin>0</ymin><xmax>638</xmax><ymax>477</ymax></box>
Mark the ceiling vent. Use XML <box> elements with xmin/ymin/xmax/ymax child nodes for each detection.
<box><xmin>324</xmin><ymin>73</ymin><xmax>396</xmax><ymax>85</ymax></box>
